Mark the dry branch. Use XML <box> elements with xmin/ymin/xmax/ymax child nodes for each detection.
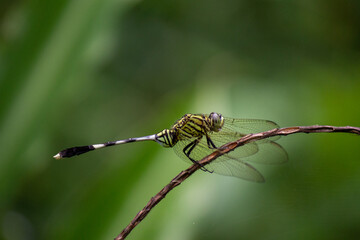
<box><xmin>114</xmin><ymin>125</ymin><xmax>360</xmax><ymax>240</ymax></box>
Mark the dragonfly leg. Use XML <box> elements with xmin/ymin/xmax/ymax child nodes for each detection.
<box><xmin>206</xmin><ymin>135</ymin><xmax>217</xmax><ymax>149</ymax></box>
<box><xmin>183</xmin><ymin>138</ymin><xmax>214</xmax><ymax>174</ymax></box>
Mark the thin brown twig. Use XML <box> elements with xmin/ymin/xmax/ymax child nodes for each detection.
<box><xmin>114</xmin><ymin>125</ymin><xmax>360</xmax><ymax>240</ymax></box>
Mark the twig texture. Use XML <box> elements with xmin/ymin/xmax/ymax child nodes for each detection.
<box><xmin>114</xmin><ymin>125</ymin><xmax>360</xmax><ymax>240</ymax></box>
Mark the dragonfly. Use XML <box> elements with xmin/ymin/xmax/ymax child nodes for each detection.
<box><xmin>54</xmin><ymin>112</ymin><xmax>288</xmax><ymax>182</ymax></box>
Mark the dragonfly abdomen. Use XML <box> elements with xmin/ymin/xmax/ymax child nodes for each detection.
<box><xmin>54</xmin><ymin>135</ymin><xmax>156</xmax><ymax>159</ymax></box>
<box><xmin>155</xmin><ymin>129</ymin><xmax>177</xmax><ymax>148</ymax></box>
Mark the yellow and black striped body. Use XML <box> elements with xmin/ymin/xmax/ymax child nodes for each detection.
<box><xmin>155</xmin><ymin>113</ymin><xmax>224</xmax><ymax>148</ymax></box>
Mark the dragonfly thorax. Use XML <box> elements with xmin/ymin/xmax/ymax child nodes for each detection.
<box><xmin>154</xmin><ymin>112</ymin><xmax>225</xmax><ymax>149</ymax></box>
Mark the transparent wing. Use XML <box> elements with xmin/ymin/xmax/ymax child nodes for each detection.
<box><xmin>172</xmin><ymin>134</ymin><xmax>288</xmax><ymax>182</ymax></box>
<box><xmin>220</xmin><ymin>118</ymin><xmax>281</xmax><ymax>142</ymax></box>
<box><xmin>205</xmin><ymin>140</ymin><xmax>287</xmax><ymax>182</ymax></box>
<box><xmin>172</xmin><ymin>137</ymin><xmax>214</xmax><ymax>164</ymax></box>
<box><xmin>173</xmin><ymin>135</ymin><xmax>261</xmax><ymax>163</ymax></box>
<box><xmin>242</xmin><ymin>141</ymin><xmax>288</xmax><ymax>164</ymax></box>
<box><xmin>206</xmin><ymin>158</ymin><xmax>265</xmax><ymax>182</ymax></box>
<box><xmin>222</xmin><ymin>118</ymin><xmax>279</xmax><ymax>134</ymax></box>
<box><xmin>206</xmin><ymin>118</ymin><xmax>282</xmax><ymax>161</ymax></box>
<box><xmin>173</xmin><ymin>137</ymin><xmax>265</xmax><ymax>182</ymax></box>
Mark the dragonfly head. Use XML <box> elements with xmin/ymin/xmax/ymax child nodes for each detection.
<box><xmin>209</xmin><ymin>112</ymin><xmax>224</xmax><ymax>132</ymax></box>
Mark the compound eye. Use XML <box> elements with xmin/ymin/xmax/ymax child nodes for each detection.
<box><xmin>210</xmin><ymin>112</ymin><xmax>220</xmax><ymax>122</ymax></box>
<box><xmin>209</xmin><ymin>112</ymin><xmax>223</xmax><ymax>132</ymax></box>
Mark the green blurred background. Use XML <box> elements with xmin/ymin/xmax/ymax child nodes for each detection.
<box><xmin>1</xmin><ymin>0</ymin><xmax>360</xmax><ymax>239</ymax></box>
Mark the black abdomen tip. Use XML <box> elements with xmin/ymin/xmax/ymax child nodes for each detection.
<box><xmin>57</xmin><ymin>145</ymin><xmax>95</xmax><ymax>158</ymax></box>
